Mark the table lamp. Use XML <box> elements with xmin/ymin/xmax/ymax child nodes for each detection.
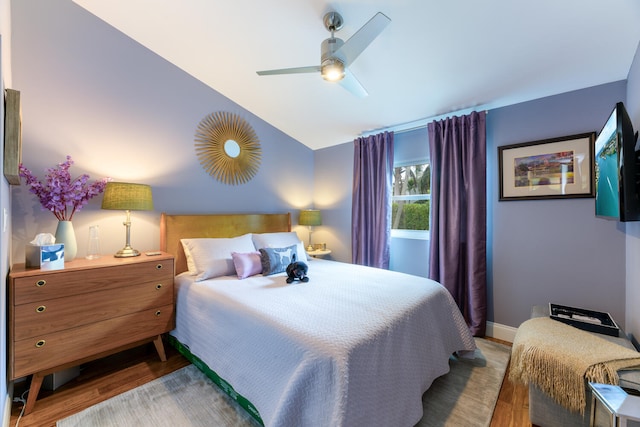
<box><xmin>299</xmin><ymin>209</ymin><xmax>322</xmax><ymax>251</ymax></box>
<box><xmin>101</xmin><ymin>182</ymin><xmax>154</xmax><ymax>257</ymax></box>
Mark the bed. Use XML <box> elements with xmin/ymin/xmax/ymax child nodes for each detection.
<box><xmin>160</xmin><ymin>212</ymin><xmax>476</xmax><ymax>427</ymax></box>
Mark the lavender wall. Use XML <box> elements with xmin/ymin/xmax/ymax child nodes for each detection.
<box><xmin>316</xmin><ymin>81</ymin><xmax>628</xmax><ymax>330</ymax></box>
<box><xmin>624</xmin><ymin>40</ymin><xmax>640</xmax><ymax>345</ymax></box>
<box><xmin>10</xmin><ymin>0</ymin><xmax>314</xmax><ymax>262</ymax></box>
<box><xmin>0</xmin><ymin>0</ymin><xmax>12</xmax><ymax>422</ymax></box>
<box><xmin>313</xmin><ymin>142</ymin><xmax>353</xmax><ymax>263</ymax></box>
<box><xmin>489</xmin><ymin>81</ymin><xmax>628</xmax><ymax>328</ymax></box>
<box><xmin>4</xmin><ymin>0</ymin><xmax>638</xmax><ymax>367</ymax></box>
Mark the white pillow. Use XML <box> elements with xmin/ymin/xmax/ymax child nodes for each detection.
<box><xmin>252</xmin><ymin>232</ymin><xmax>308</xmax><ymax>263</ymax></box>
<box><xmin>181</xmin><ymin>234</ymin><xmax>255</xmax><ymax>281</ymax></box>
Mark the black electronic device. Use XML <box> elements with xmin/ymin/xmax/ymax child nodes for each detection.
<box><xmin>549</xmin><ymin>303</ymin><xmax>620</xmax><ymax>337</ymax></box>
<box><xmin>594</xmin><ymin>101</ymin><xmax>640</xmax><ymax>221</ymax></box>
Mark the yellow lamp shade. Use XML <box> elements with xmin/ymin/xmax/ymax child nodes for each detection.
<box><xmin>101</xmin><ymin>182</ymin><xmax>153</xmax><ymax>258</ymax></box>
<box><xmin>299</xmin><ymin>209</ymin><xmax>322</xmax><ymax>226</ymax></box>
<box><xmin>101</xmin><ymin>182</ymin><xmax>154</xmax><ymax>211</ymax></box>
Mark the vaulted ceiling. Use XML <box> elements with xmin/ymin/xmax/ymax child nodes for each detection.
<box><xmin>73</xmin><ymin>0</ymin><xmax>640</xmax><ymax>150</ymax></box>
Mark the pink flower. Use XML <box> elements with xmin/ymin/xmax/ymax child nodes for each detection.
<box><xmin>19</xmin><ymin>155</ymin><xmax>109</xmax><ymax>221</ymax></box>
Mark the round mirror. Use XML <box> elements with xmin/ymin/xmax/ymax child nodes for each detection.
<box><xmin>224</xmin><ymin>140</ymin><xmax>241</xmax><ymax>158</ymax></box>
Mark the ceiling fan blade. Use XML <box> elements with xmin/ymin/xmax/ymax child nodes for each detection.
<box><xmin>257</xmin><ymin>65</ymin><xmax>320</xmax><ymax>76</ymax></box>
<box><xmin>337</xmin><ymin>12</ymin><xmax>391</xmax><ymax>66</ymax></box>
<box><xmin>339</xmin><ymin>68</ymin><xmax>368</xmax><ymax>98</ymax></box>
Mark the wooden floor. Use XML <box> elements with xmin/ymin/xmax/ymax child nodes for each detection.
<box><xmin>9</xmin><ymin>343</ymin><xmax>191</xmax><ymax>427</ymax></box>
<box><xmin>10</xmin><ymin>338</ymin><xmax>530</xmax><ymax>427</ymax></box>
<box><xmin>489</xmin><ymin>337</ymin><xmax>531</xmax><ymax>427</ymax></box>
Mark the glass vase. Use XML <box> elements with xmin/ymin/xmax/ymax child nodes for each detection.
<box><xmin>86</xmin><ymin>225</ymin><xmax>100</xmax><ymax>260</ymax></box>
<box><xmin>55</xmin><ymin>220</ymin><xmax>77</xmax><ymax>262</ymax></box>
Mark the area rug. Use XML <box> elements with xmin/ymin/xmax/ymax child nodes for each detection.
<box><xmin>57</xmin><ymin>338</ymin><xmax>509</xmax><ymax>427</ymax></box>
<box><xmin>419</xmin><ymin>337</ymin><xmax>511</xmax><ymax>427</ymax></box>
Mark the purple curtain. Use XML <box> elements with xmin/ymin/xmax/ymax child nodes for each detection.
<box><xmin>428</xmin><ymin>111</ymin><xmax>487</xmax><ymax>336</ymax></box>
<box><xmin>352</xmin><ymin>131</ymin><xmax>394</xmax><ymax>268</ymax></box>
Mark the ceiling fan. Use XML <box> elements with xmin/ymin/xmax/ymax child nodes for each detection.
<box><xmin>256</xmin><ymin>11</ymin><xmax>391</xmax><ymax>98</ymax></box>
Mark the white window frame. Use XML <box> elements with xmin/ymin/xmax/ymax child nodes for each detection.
<box><xmin>391</xmin><ymin>160</ymin><xmax>430</xmax><ymax>241</ymax></box>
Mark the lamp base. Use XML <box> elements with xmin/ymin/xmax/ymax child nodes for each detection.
<box><xmin>114</xmin><ymin>246</ymin><xmax>141</xmax><ymax>258</ymax></box>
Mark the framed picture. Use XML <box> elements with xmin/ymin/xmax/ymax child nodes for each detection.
<box><xmin>3</xmin><ymin>89</ymin><xmax>22</xmax><ymax>185</ymax></box>
<box><xmin>498</xmin><ymin>132</ymin><xmax>595</xmax><ymax>201</ymax></box>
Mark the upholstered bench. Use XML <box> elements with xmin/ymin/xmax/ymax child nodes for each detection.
<box><xmin>526</xmin><ymin>305</ymin><xmax>640</xmax><ymax>427</ymax></box>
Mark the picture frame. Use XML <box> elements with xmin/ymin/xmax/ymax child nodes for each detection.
<box><xmin>3</xmin><ymin>89</ymin><xmax>22</xmax><ymax>185</ymax></box>
<box><xmin>498</xmin><ymin>132</ymin><xmax>595</xmax><ymax>201</ymax></box>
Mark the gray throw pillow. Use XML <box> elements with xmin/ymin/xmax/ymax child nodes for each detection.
<box><xmin>259</xmin><ymin>245</ymin><xmax>297</xmax><ymax>275</ymax></box>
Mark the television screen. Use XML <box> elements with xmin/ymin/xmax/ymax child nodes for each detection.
<box><xmin>594</xmin><ymin>102</ymin><xmax>640</xmax><ymax>221</ymax></box>
<box><xmin>594</xmin><ymin>108</ymin><xmax>619</xmax><ymax>219</ymax></box>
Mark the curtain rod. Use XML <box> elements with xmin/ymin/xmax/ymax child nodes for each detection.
<box><xmin>361</xmin><ymin>107</ymin><xmax>489</xmax><ymax>137</ymax></box>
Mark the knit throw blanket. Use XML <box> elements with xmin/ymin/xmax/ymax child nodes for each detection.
<box><xmin>509</xmin><ymin>317</ymin><xmax>640</xmax><ymax>414</ymax></box>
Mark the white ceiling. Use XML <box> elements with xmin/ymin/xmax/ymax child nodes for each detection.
<box><xmin>72</xmin><ymin>0</ymin><xmax>640</xmax><ymax>150</ymax></box>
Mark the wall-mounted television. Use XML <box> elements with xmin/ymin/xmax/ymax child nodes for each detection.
<box><xmin>594</xmin><ymin>101</ymin><xmax>640</xmax><ymax>221</ymax></box>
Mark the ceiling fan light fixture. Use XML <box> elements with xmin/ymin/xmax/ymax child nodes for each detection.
<box><xmin>256</xmin><ymin>11</ymin><xmax>390</xmax><ymax>97</ymax></box>
<box><xmin>321</xmin><ymin>58</ymin><xmax>345</xmax><ymax>82</ymax></box>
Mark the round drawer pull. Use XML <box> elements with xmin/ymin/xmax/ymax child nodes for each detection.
<box><xmin>155</xmin><ymin>284</ymin><xmax>163</xmax><ymax>290</ymax></box>
<box><xmin>36</xmin><ymin>280</ymin><xmax>46</xmax><ymax>287</ymax></box>
<box><xmin>156</xmin><ymin>264</ymin><xmax>163</xmax><ymax>270</ymax></box>
<box><xmin>155</xmin><ymin>310</ymin><xmax>162</xmax><ymax>317</ymax></box>
<box><xmin>35</xmin><ymin>340</ymin><xmax>46</xmax><ymax>348</ymax></box>
<box><xmin>36</xmin><ymin>305</ymin><xmax>46</xmax><ymax>313</ymax></box>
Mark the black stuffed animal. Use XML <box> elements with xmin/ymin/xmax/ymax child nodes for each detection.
<box><xmin>286</xmin><ymin>253</ymin><xmax>309</xmax><ymax>283</ymax></box>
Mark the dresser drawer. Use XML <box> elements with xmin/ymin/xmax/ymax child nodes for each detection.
<box><xmin>13</xmin><ymin>279</ymin><xmax>173</xmax><ymax>340</ymax></box>
<box><xmin>11</xmin><ymin>304</ymin><xmax>175</xmax><ymax>379</ymax></box>
<box><xmin>12</xmin><ymin>259</ymin><xmax>173</xmax><ymax>305</ymax></box>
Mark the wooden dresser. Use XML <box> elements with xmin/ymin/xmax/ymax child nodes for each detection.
<box><xmin>8</xmin><ymin>252</ymin><xmax>175</xmax><ymax>414</ymax></box>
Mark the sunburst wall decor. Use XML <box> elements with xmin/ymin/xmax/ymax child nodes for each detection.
<box><xmin>194</xmin><ymin>111</ymin><xmax>261</xmax><ymax>185</ymax></box>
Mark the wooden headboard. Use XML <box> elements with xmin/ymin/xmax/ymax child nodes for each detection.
<box><xmin>160</xmin><ymin>212</ymin><xmax>291</xmax><ymax>274</ymax></box>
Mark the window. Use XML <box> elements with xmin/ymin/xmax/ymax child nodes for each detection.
<box><xmin>392</xmin><ymin>162</ymin><xmax>430</xmax><ymax>234</ymax></box>
<box><xmin>391</xmin><ymin>127</ymin><xmax>430</xmax><ymax>239</ymax></box>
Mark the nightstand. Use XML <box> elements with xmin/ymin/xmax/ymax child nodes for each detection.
<box><xmin>589</xmin><ymin>382</ymin><xmax>640</xmax><ymax>427</ymax></box>
<box><xmin>8</xmin><ymin>253</ymin><xmax>175</xmax><ymax>414</ymax></box>
<box><xmin>306</xmin><ymin>248</ymin><xmax>332</xmax><ymax>258</ymax></box>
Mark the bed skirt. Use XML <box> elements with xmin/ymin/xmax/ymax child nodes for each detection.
<box><xmin>168</xmin><ymin>335</ymin><xmax>264</xmax><ymax>426</ymax></box>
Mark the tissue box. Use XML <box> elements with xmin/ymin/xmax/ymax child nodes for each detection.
<box><xmin>26</xmin><ymin>244</ymin><xmax>65</xmax><ymax>270</ymax></box>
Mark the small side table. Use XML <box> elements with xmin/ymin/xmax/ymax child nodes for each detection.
<box><xmin>306</xmin><ymin>248</ymin><xmax>332</xmax><ymax>258</ymax></box>
<box><xmin>589</xmin><ymin>382</ymin><xmax>640</xmax><ymax>427</ymax></box>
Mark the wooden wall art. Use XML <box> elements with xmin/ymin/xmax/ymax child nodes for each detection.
<box><xmin>194</xmin><ymin>112</ymin><xmax>261</xmax><ymax>185</ymax></box>
<box><xmin>4</xmin><ymin>89</ymin><xmax>22</xmax><ymax>185</ymax></box>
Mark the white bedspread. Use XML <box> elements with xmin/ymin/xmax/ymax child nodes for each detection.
<box><xmin>170</xmin><ymin>259</ymin><xmax>476</xmax><ymax>427</ymax></box>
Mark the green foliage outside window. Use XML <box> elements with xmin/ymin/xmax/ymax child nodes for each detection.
<box><xmin>392</xmin><ymin>163</ymin><xmax>430</xmax><ymax>231</ymax></box>
<box><xmin>392</xmin><ymin>201</ymin><xmax>430</xmax><ymax>230</ymax></box>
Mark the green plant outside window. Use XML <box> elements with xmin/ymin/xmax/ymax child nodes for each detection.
<box><xmin>392</xmin><ymin>163</ymin><xmax>430</xmax><ymax>231</ymax></box>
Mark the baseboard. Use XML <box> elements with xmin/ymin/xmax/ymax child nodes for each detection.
<box><xmin>486</xmin><ymin>320</ymin><xmax>517</xmax><ymax>343</ymax></box>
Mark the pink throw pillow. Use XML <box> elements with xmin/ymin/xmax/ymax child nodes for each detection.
<box><xmin>231</xmin><ymin>251</ymin><xmax>263</xmax><ymax>279</ymax></box>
